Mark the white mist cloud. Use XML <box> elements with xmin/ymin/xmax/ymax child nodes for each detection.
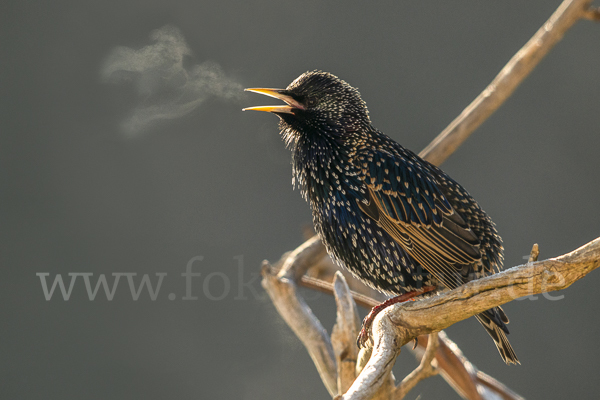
<box><xmin>101</xmin><ymin>25</ymin><xmax>242</xmax><ymax>135</ymax></box>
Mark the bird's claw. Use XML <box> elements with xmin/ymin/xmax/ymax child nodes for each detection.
<box><xmin>356</xmin><ymin>327</ymin><xmax>369</xmax><ymax>349</ymax></box>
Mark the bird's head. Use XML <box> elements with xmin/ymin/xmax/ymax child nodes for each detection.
<box><xmin>244</xmin><ymin>71</ymin><xmax>371</xmax><ymax>139</ymax></box>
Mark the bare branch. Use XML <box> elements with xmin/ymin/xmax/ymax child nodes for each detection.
<box><xmin>429</xmin><ymin>332</ymin><xmax>524</xmax><ymax>400</ymax></box>
<box><xmin>332</xmin><ymin>272</ymin><xmax>361</xmax><ymax>394</ymax></box>
<box><xmin>261</xmin><ymin>236</ymin><xmax>336</xmax><ymax>396</ymax></box>
<box><xmin>425</xmin><ymin>332</ymin><xmax>482</xmax><ymax>400</ymax></box>
<box><xmin>339</xmin><ymin>316</ymin><xmax>399</xmax><ymax>400</ymax></box>
<box><xmin>419</xmin><ymin>0</ymin><xmax>596</xmax><ymax>166</ymax></box>
<box><xmin>475</xmin><ymin>371</ymin><xmax>525</xmax><ymax>400</ymax></box>
<box><xmin>300</xmin><ymin>273</ymin><xmax>386</xmax><ymax>309</ymax></box>
<box><xmin>339</xmin><ymin>237</ymin><xmax>600</xmax><ymax>400</ymax></box>
<box><xmin>393</xmin><ymin>333</ymin><xmax>439</xmax><ymax>400</ymax></box>
<box><xmin>392</xmin><ymin>236</ymin><xmax>600</xmax><ymax>337</ymax></box>
<box><xmin>277</xmin><ymin>234</ymin><xmax>327</xmax><ymax>281</ymax></box>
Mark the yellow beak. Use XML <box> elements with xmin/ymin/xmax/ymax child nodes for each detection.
<box><xmin>243</xmin><ymin>88</ymin><xmax>304</xmax><ymax>114</ymax></box>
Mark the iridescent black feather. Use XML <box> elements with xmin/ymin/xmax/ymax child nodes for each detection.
<box><xmin>248</xmin><ymin>70</ymin><xmax>518</xmax><ymax>364</ymax></box>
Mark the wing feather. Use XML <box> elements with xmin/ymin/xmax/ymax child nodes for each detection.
<box><xmin>356</xmin><ymin>150</ymin><xmax>482</xmax><ymax>289</ymax></box>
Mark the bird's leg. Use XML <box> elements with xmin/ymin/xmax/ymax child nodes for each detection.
<box><xmin>357</xmin><ymin>286</ymin><xmax>437</xmax><ymax>348</ymax></box>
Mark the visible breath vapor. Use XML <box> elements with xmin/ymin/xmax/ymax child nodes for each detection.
<box><xmin>101</xmin><ymin>25</ymin><xmax>242</xmax><ymax>135</ymax></box>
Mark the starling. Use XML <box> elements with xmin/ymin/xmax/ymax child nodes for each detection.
<box><xmin>244</xmin><ymin>71</ymin><xmax>519</xmax><ymax>365</ymax></box>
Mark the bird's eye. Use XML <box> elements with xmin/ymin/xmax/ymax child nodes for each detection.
<box><xmin>306</xmin><ymin>98</ymin><xmax>317</xmax><ymax>107</ymax></box>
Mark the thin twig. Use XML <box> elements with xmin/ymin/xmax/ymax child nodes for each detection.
<box><xmin>582</xmin><ymin>6</ymin><xmax>600</xmax><ymax>20</ymax></box>
<box><xmin>301</xmin><ymin>275</ymin><xmax>381</xmax><ymax>309</ymax></box>
<box><xmin>475</xmin><ymin>371</ymin><xmax>525</xmax><ymax>400</ymax></box>
<box><xmin>426</xmin><ymin>332</ymin><xmax>482</xmax><ymax>400</ymax></box>
<box><xmin>394</xmin><ymin>333</ymin><xmax>440</xmax><ymax>400</ymax></box>
<box><xmin>528</xmin><ymin>244</ymin><xmax>540</xmax><ymax>263</ymax></box>
<box><xmin>277</xmin><ymin>234</ymin><xmax>326</xmax><ymax>281</ymax></box>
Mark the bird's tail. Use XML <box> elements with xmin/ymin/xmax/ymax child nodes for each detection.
<box><xmin>475</xmin><ymin>307</ymin><xmax>520</xmax><ymax>365</ymax></box>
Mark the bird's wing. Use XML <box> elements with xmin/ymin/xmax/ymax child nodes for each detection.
<box><xmin>354</xmin><ymin>149</ymin><xmax>481</xmax><ymax>288</ymax></box>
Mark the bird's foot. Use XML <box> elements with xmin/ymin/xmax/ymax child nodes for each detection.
<box><xmin>356</xmin><ymin>286</ymin><xmax>436</xmax><ymax>349</ymax></box>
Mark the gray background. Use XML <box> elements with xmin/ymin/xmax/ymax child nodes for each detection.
<box><xmin>2</xmin><ymin>0</ymin><xmax>599</xmax><ymax>399</ymax></box>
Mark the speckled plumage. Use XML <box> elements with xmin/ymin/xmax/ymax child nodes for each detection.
<box><xmin>246</xmin><ymin>71</ymin><xmax>518</xmax><ymax>364</ymax></box>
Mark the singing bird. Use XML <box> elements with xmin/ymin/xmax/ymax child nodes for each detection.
<box><xmin>244</xmin><ymin>70</ymin><xmax>518</xmax><ymax>364</ymax></box>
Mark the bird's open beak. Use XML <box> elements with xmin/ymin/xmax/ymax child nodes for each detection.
<box><xmin>243</xmin><ymin>88</ymin><xmax>304</xmax><ymax>114</ymax></box>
